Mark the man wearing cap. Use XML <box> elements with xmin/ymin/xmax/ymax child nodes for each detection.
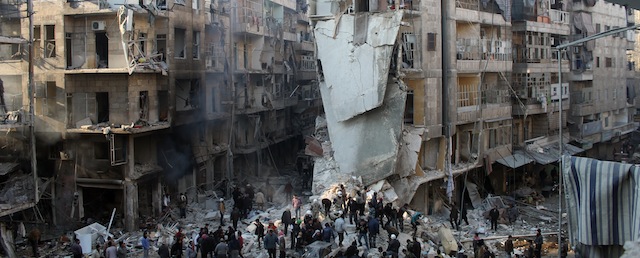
<box><xmin>387</xmin><ymin>234</ymin><xmax>400</xmax><ymax>258</ymax></box>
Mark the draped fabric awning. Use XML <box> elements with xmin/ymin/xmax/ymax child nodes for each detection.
<box><xmin>495</xmin><ymin>151</ymin><xmax>533</xmax><ymax>168</ymax></box>
<box><xmin>564</xmin><ymin>156</ymin><xmax>640</xmax><ymax>254</ymax></box>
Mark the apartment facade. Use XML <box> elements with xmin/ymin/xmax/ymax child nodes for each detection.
<box><xmin>0</xmin><ymin>0</ymin><xmax>317</xmax><ymax>231</ymax></box>
<box><xmin>309</xmin><ymin>0</ymin><xmax>637</xmax><ymax>213</ymax></box>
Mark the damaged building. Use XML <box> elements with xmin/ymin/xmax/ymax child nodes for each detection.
<box><xmin>0</xmin><ymin>0</ymin><xmax>319</xmax><ymax>234</ymax></box>
<box><xmin>308</xmin><ymin>0</ymin><xmax>638</xmax><ymax>215</ymax></box>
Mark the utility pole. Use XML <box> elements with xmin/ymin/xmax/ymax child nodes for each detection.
<box><xmin>27</xmin><ymin>0</ymin><xmax>38</xmax><ymax>205</ymax></box>
<box><xmin>226</xmin><ymin>2</ymin><xmax>236</xmax><ymax>197</ymax></box>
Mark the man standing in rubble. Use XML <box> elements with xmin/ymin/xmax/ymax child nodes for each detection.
<box><xmin>27</xmin><ymin>228</ymin><xmax>40</xmax><ymax>258</ymax></box>
<box><xmin>219</xmin><ymin>198</ymin><xmax>226</xmax><ymax>226</ymax></box>
<box><xmin>367</xmin><ymin>215</ymin><xmax>380</xmax><ymax>248</ymax></box>
<box><xmin>292</xmin><ymin>195</ymin><xmax>302</xmax><ymax>218</ymax></box>
<box><xmin>281</xmin><ymin>209</ymin><xmax>292</xmax><ymax>236</ymax></box>
<box><xmin>334</xmin><ymin>212</ymin><xmax>347</xmax><ymax>247</ymax></box>
<box><xmin>140</xmin><ymin>231</ymin><xmax>150</xmax><ymax>258</ymax></box>
<box><xmin>449</xmin><ymin>203</ymin><xmax>459</xmax><ymax>230</ymax></box>
<box><xmin>505</xmin><ymin>235</ymin><xmax>514</xmax><ymax>258</ymax></box>
<box><xmin>356</xmin><ymin>218</ymin><xmax>369</xmax><ymax>249</ymax></box>
<box><xmin>179</xmin><ymin>192</ymin><xmax>187</xmax><ymax>219</ymax></box>
<box><xmin>489</xmin><ymin>206</ymin><xmax>500</xmax><ymax>232</ymax></box>
<box><xmin>71</xmin><ymin>238</ymin><xmax>83</xmax><ymax>258</ymax></box>
<box><xmin>387</xmin><ymin>234</ymin><xmax>400</xmax><ymax>258</ymax></box>
<box><xmin>264</xmin><ymin>229</ymin><xmax>278</xmax><ymax>258</ymax></box>
<box><xmin>534</xmin><ymin>229</ymin><xmax>543</xmax><ymax>258</ymax></box>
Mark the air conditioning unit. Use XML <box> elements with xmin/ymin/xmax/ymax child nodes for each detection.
<box><xmin>91</xmin><ymin>21</ymin><xmax>106</xmax><ymax>31</ymax></box>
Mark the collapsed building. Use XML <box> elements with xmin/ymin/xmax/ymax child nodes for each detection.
<box><xmin>307</xmin><ymin>0</ymin><xmax>638</xmax><ymax>215</ymax></box>
<box><xmin>0</xmin><ymin>0</ymin><xmax>320</xmax><ymax>238</ymax></box>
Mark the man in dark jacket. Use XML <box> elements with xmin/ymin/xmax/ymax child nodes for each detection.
<box><xmin>387</xmin><ymin>234</ymin><xmax>400</xmax><ymax>258</ymax></box>
<box><xmin>281</xmin><ymin>209</ymin><xmax>292</xmax><ymax>236</ymax></box>
<box><xmin>368</xmin><ymin>216</ymin><xmax>380</xmax><ymax>248</ymax></box>
<box><xmin>70</xmin><ymin>239</ymin><xmax>83</xmax><ymax>258</ymax></box>
<box><xmin>158</xmin><ymin>241</ymin><xmax>170</xmax><ymax>258</ymax></box>
<box><xmin>231</xmin><ymin>207</ymin><xmax>241</xmax><ymax>230</ymax></box>
<box><xmin>505</xmin><ymin>235</ymin><xmax>514</xmax><ymax>258</ymax></box>
<box><xmin>534</xmin><ymin>229</ymin><xmax>543</xmax><ymax>258</ymax></box>
<box><xmin>450</xmin><ymin>204</ymin><xmax>459</xmax><ymax>230</ymax></box>
<box><xmin>489</xmin><ymin>207</ymin><xmax>500</xmax><ymax>231</ymax></box>
<box><xmin>345</xmin><ymin>241</ymin><xmax>359</xmax><ymax>257</ymax></box>
<box><xmin>321</xmin><ymin>198</ymin><xmax>332</xmax><ymax>215</ymax></box>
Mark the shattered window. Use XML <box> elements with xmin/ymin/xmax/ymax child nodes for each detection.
<box><xmin>175</xmin><ymin>0</ymin><xmax>185</xmax><ymax>5</ymax></box>
<box><xmin>45</xmin><ymin>25</ymin><xmax>55</xmax><ymax>58</ymax></box>
<box><xmin>402</xmin><ymin>33</ymin><xmax>417</xmax><ymax>69</ymax></box>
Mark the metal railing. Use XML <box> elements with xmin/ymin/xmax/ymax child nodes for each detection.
<box><xmin>549</xmin><ymin>9</ymin><xmax>569</xmax><ymax>25</ymax></box>
<box><xmin>456</xmin><ymin>39</ymin><xmax>512</xmax><ymax>61</ymax></box>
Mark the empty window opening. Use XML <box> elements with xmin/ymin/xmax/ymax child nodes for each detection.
<box><xmin>96</xmin><ymin>92</ymin><xmax>109</xmax><ymax>123</ymax></box>
<box><xmin>46</xmin><ymin>81</ymin><xmax>59</xmax><ymax>118</ymax></box>
<box><xmin>34</xmin><ymin>26</ymin><xmax>41</xmax><ymax>58</ymax></box>
<box><xmin>94</xmin><ymin>141</ymin><xmax>109</xmax><ymax>160</ymax></box>
<box><xmin>138</xmin><ymin>33</ymin><xmax>147</xmax><ymax>57</ymax></box>
<box><xmin>404</xmin><ymin>89</ymin><xmax>414</xmax><ymax>123</ymax></box>
<box><xmin>175</xmin><ymin>28</ymin><xmax>186</xmax><ymax>58</ymax></box>
<box><xmin>155</xmin><ymin>34</ymin><xmax>167</xmax><ymax>61</ymax></box>
<box><xmin>158</xmin><ymin>90</ymin><xmax>169</xmax><ymax>121</ymax></box>
<box><xmin>139</xmin><ymin>91</ymin><xmax>149</xmax><ymax>120</ymax></box>
<box><xmin>606</xmin><ymin>57</ymin><xmax>612</xmax><ymax>68</ymax></box>
<box><xmin>355</xmin><ymin>0</ymin><xmax>369</xmax><ymax>12</ymax></box>
<box><xmin>45</xmin><ymin>25</ymin><xmax>55</xmax><ymax>58</ymax></box>
<box><xmin>66</xmin><ymin>33</ymin><xmax>73</xmax><ymax>68</ymax></box>
<box><xmin>95</xmin><ymin>32</ymin><xmax>109</xmax><ymax>68</ymax></box>
<box><xmin>193</xmin><ymin>31</ymin><xmax>200</xmax><ymax>59</ymax></box>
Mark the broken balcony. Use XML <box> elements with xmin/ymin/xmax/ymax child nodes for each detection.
<box><xmin>0</xmin><ymin>171</ymin><xmax>37</xmax><ymax>218</ymax></box>
<box><xmin>234</xmin><ymin>3</ymin><xmax>264</xmax><ymax>37</ymax></box>
<box><xmin>63</xmin><ymin>10</ymin><xmax>168</xmax><ymax>75</ymax></box>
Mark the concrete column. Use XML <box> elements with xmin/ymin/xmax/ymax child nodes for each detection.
<box><xmin>123</xmin><ymin>135</ymin><xmax>138</xmax><ymax>232</ymax></box>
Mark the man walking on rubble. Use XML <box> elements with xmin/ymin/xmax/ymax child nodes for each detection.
<box><xmin>449</xmin><ymin>203</ymin><xmax>459</xmax><ymax>230</ymax></box>
<box><xmin>281</xmin><ymin>209</ymin><xmax>292</xmax><ymax>236</ymax></box>
<box><xmin>489</xmin><ymin>206</ymin><xmax>500</xmax><ymax>231</ymax></box>
<box><xmin>140</xmin><ymin>231</ymin><xmax>150</xmax><ymax>258</ymax></box>
<box><xmin>368</xmin><ymin>215</ymin><xmax>380</xmax><ymax>248</ymax></box>
<box><xmin>356</xmin><ymin>218</ymin><xmax>369</xmax><ymax>249</ymax></box>
<box><xmin>335</xmin><ymin>212</ymin><xmax>347</xmax><ymax>246</ymax></box>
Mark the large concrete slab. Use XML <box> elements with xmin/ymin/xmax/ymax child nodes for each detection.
<box><xmin>314</xmin><ymin>11</ymin><xmax>403</xmax><ymax>122</ymax></box>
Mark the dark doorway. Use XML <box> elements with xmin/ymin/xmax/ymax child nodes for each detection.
<box><xmin>96</xmin><ymin>92</ymin><xmax>109</xmax><ymax>123</ymax></box>
<box><xmin>95</xmin><ymin>32</ymin><xmax>109</xmax><ymax>68</ymax></box>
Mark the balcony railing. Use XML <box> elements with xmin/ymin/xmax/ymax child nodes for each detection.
<box><xmin>455</xmin><ymin>0</ymin><xmax>502</xmax><ymax>15</ymax></box>
<box><xmin>457</xmin><ymin>85</ymin><xmax>509</xmax><ymax>108</ymax></box>
<box><xmin>456</xmin><ymin>39</ymin><xmax>512</xmax><ymax>61</ymax></box>
<box><xmin>549</xmin><ymin>9</ymin><xmax>569</xmax><ymax>25</ymax></box>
